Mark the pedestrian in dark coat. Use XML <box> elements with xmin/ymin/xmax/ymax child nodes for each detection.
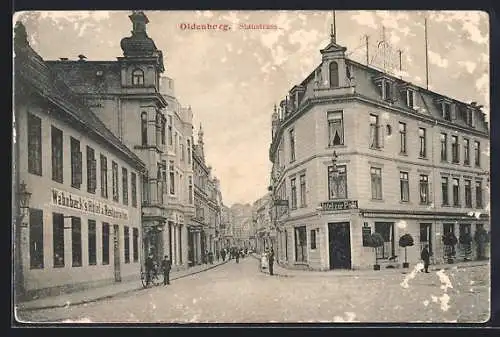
<box><xmin>268</xmin><ymin>249</ymin><xmax>275</xmax><ymax>276</ymax></box>
<box><xmin>235</xmin><ymin>250</ymin><xmax>240</xmax><ymax>263</ymax></box>
<box><xmin>161</xmin><ymin>255</ymin><xmax>172</xmax><ymax>285</ymax></box>
<box><xmin>221</xmin><ymin>249</ymin><xmax>226</xmax><ymax>261</ymax></box>
<box><xmin>420</xmin><ymin>245</ymin><xmax>430</xmax><ymax>273</ymax></box>
<box><xmin>145</xmin><ymin>254</ymin><xmax>155</xmax><ymax>285</ymax></box>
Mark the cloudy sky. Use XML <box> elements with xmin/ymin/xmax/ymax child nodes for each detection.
<box><xmin>14</xmin><ymin>10</ymin><xmax>489</xmax><ymax>206</ymax></box>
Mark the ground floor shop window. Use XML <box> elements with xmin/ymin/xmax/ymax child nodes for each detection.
<box><xmin>102</xmin><ymin>222</ymin><xmax>110</xmax><ymax>265</ymax></box>
<box><xmin>124</xmin><ymin>226</ymin><xmax>130</xmax><ymax>263</ymax></box>
<box><xmin>133</xmin><ymin>228</ymin><xmax>139</xmax><ymax>262</ymax></box>
<box><xmin>294</xmin><ymin>226</ymin><xmax>307</xmax><ymax>262</ymax></box>
<box><xmin>419</xmin><ymin>223</ymin><xmax>433</xmax><ymax>256</ymax></box>
<box><xmin>375</xmin><ymin>222</ymin><xmax>395</xmax><ymax>259</ymax></box>
<box><xmin>29</xmin><ymin>209</ymin><xmax>44</xmax><ymax>269</ymax></box>
<box><xmin>53</xmin><ymin>213</ymin><xmax>64</xmax><ymax>268</ymax></box>
<box><xmin>88</xmin><ymin>220</ymin><xmax>97</xmax><ymax>265</ymax></box>
<box><xmin>72</xmin><ymin>217</ymin><xmax>82</xmax><ymax>267</ymax></box>
<box><xmin>310</xmin><ymin>229</ymin><xmax>317</xmax><ymax>249</ymax></box>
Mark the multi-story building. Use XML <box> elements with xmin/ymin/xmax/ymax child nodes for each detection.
<box><xmin>252</xmin><ymin>193</ymin><xmax>273</xmax><ymax>253</ymax></box>
<box><xmin>43</xmin><ymin>11</ymin><xmax>194</xmax><ymax>270</ymax></box>
<box><xmin>14</xmin><ymin>22</ymin><xmax>146</xmax><ymax>300</ymax></box>
<box><xmin>230</xmin><ymin>203</ymin><xmax>253</xmax><ymax>249</ymax></box>
<box><xmin>192</xmin><ymin>125</ymin><xmax>224</xmax><ymax>263</ymax></box>
<box><xmin>220</xmin><ymin>205</ymin><xmax>234</xmax><ymax>248</ymax></box>
<box><xmin>268</xmin><ymin>34</ymin><xmax>490</xmax><ymax>271</ymax></box>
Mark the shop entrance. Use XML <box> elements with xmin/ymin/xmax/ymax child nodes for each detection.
<box><xmin>328</xmin><ymin>222</ymin><xmax>351</xmax><ymax>270</ymax></box>
<box><xmin>113</xmin><ymin>224</ymin><xmax>121</xmax><ymax>282</ymax></box>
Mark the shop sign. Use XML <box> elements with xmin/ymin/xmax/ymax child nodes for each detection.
<box><xmin>320</xmin><ymin>200</ymin><xmax>358</xmax><ymax>211</ymax></box>
<box><xmin>51</xmin><ymin>188</ymin><xmax>128</xmax><ymax>220</ymax></box>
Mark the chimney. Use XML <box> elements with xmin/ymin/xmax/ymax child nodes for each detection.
<box><xmin>78</xmin><ymin>54</ymin><xmax>87</xmax><ymax>61</ymax></box>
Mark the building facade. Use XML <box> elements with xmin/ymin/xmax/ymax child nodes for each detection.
<box><xmin>44</xmin><ymin>12</ymin><xmax>195</xmax><ymax>270</ymax></box>
<box><xmin>269</xmin><ymin>36</ymin><xmax>490</xmax><ymax>271</ymax></box>
<box><xmin>220</xmin><ymin>205</ymin><xmax>234</xmax><ymax>248</ymax></box>
<box><xmin>252</xmin><ymin>193</ymin><xmax>273</xmax><ymax>253</ymax></box>
<box><xmin>230</xmin><ymin>203</ymin><xmax>253</xmax><ymax>249</ymax></box>
<box><xmin>14</xmin><ymin>22</ymin><xmax>147</xmax><ymax>299</ymax></box>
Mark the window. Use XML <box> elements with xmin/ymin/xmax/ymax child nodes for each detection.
<box><xmin>132</xmin><ymin>68</ymin><xmax>144</xmax><ymax>86</ymax></box>
<box><xmin>329</xmin><ymin>61</ymin><xmax>339</xmax><ymax>88</ymax></box>
<box><xmin>400</xmin><ymin>172</ymin><xmax>409</xmax><ymax>202</ymax></box>
<box><xmin>442</xmin><ymin>102</ymin><xmax>451</xmax><ymax>121</ymax></box>
<box><xmin>300</xmin><ymin>174</ymin><xmax>306</xmax><ymax>207</ymax></box>
<box><xmin>474</xmin><ymin>141</ymin><xmax>480</xmax><ymax>167</ymax></box>
<box><xmin>133</xmin><ymin>228</ymin><xmax>139</xmax><ymax>262</ymax></box>
<box><xmin>464</xmin><ymin>139</ymin><xmax>470</xmax><ymax>165</ymax></box>
<box><xmin>383</xmin><ymin>80</ymin><xmax>392</xmax><ymax>101</ymax></box>
<box><xmin>375</xmin><ymin>222</ymin><xmax>395</xmax><ymax>259</ymax></box>
<box><xmin>71</xmin><ymin>217</ymin><xmax>82</xmax><ymax>267</ymax></box>
<box><xmin>369</xmin><ymin>114</ymin><xmax>381</xmax><ymax>149</ymax></box>
<box><xmin>102</xmin><ymin>223</ymin><xmax>110</xmax><ymax>265</ymax></box>
<box><xmin>124</xmin><ymin>226</ymin><xmax>130</xmax><ymax>264</ymax></box>
<box><xmin>157</xmin><ymin>165</ymin><xmax>163</xmax><ymax>204</ymax></box>
<box><xmin>451</xmin><ymin>135</ymin><xmax>459</xmax><ymax>163</ymax></box>
<box><xmin>161</xmin><ymin>160</ymin><xmax>167</xmax><ymax>195</ymax></box>
<box><xmin>465</xmin><ymin>180</ymin><xmax>472</xmax><ymax>208</ymax></box>
<box><xmin>142</xmin><ymin>175</ymin><xmax>150</xmax><ymax>203</ymax></box>
<box><xmin>453</xmin><ymin>178</ymin><xmax>460</xmax><ymax>206</ymax></box>
<box><xmin>122</xmin><ymin>167</ymin><xmax>129</xmax><ymax>205</ymax></box>
<box><xmin>441</xmin><ymin>177</ymin><xmax>449</xmax><ymax>206</ymax></box>
<box><xmin>174</xmin><ymin>132</ymin><xmax>178</xmax><ymax>153</ymax></box>
<box><xmin>440</xmin><ymin>133</ymin><xmax>448</xmax><ymax>161</ymax></box>
<box><xmin>399</xmin><ymin>122</ymin><xmax>407</xmax><ymax>154</ymax></box>
<box><xmin>327</xmin><ymin>111</ymin><xmax>344</xmax><ymax>146</ymax></box>
<box><xmin>289</xmin><ymin>129</ymin><xmax>295</xmax><ymax>162</ymax></box>
<box><xmin>419</xmin><ymin>128</ymin><xmax>426</xmax><ymax>158</ymax></box>
<box><xmin>294</xmin><ymin>226</ymin><xmax>307</xmax><ymax>262</ymax></box>
<box><xmin>51</xmin><ymin>126</ymin><xmax>63</xmax><ymax>183</ymax></box>
<box><xmin>169</xmin><ymin>161</ymin><xmax>175</xmax><ymax>195</ymax></box>
<box><xmin>328</xmin><ymin>165</ymin><xmax>347</xmax><ymax>199</ymax></box>
<box><xmin>87</xmin><ymin>146</ymin><xmax>97</xmax><ymax>193</ymax></box>
<box><xmin>419</xmin><ymin>223</ymin><xmax>433</xmax><ymax>255</ymax></box>
<box><xmin>187</xmin><ymin>139</ymin><xmax>191</xmax><ymax>164</ymax></box>
<box><xmin>419</xmin><ymin>175</ymin><xmax>429</xmax><ymax>204</ymax></box>
<box><xmin>406</xmin><ymin>89</ymin><xmax>414</xmax><ymax>108</ymax></box>
<box><xmin>310</xmin><ymin>230</ymin><xmax>317</xmax><ymax>249</ymax></box>
<box><xmin>100</xmin><ymin>155</ymin><xmax>108</xmax><ymax>198</ymax></box>
<box><xmin>370</xmin><ymin>167</ymin><xmax>382</xmax><ymax>200</ymax></box>
<box><xmin>70</xmin><ymin>138</ymin><xmax>82</xmax><ymax>189</ymax></box>
<box><xmin>29</xmin><ymin>209</ymin><xmax>44</xmax><ymax>269</ymax></box>
<box><xmin>141</xmin><ymin>112</ymin><xmax>148</xmax><ymax>146</ymax></box>
<box><xmin>155</xmin><ymin>113</ymin><xmax>162</xmax><ymax>147</ymax></box>
<box><xmin>188</xmin><ymin>176</ymin><xmax>193</xmax><ymax>204</ymax></box>
<box><xmin>52</xmin><ymin>213</ymin><xmax>64</xmax><ymax>268</ymax></box>
<box><xmin>161</xmin><ymin>120</ymin><xmax>166</xmax><ymax>145</ymax></box>
<box><xmin>475</xmin><ymin>180</ymin><xmax>483</xmax><ymax>208</ymax></box>
<box><xmin>443</xmin><ymin>223</ymin><xmax>455</xmax><ymax>236</ymax></box>
<box><xmin>290</xmin><ymin>178</ymin><xmax>297</xmax><ymax>209</ymax></box>
<box><xmin>168</xmin><ymin>116</ymin><xmax>173</xmax><ymax>146</ymax></box>
<box><xmin>181</xmin><ymin>143</ymin><xmax>185</xmax><ymax>161</ymax></box>
<box><xmin>27</xmin><ymin>113</ymin><xmax>42</xmax><ymax>175</ymax></box>
<box><xmin>112</xmin><ymin>161</ymin><xmax>119</xmax><ymax>202</ymax></box>
<box><xmin>465</xmin><ymin>109</ymin><xmax>474</xmax><ymax>127</ymax></box>
<box><xmin>131</xmin><ymin>172</ymin><xmax>137</xmax><ymax>207</ymax></box>
<box><xmin>88</xmin><ymin>220</ymin><xmax>97</xmax><ymax>266</ymax></box>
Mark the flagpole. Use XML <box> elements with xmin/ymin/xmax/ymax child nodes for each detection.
<box><xmin>425</xmin><ymin>17</ymin><xmax>429</xmax><ymax>90</ymax></box>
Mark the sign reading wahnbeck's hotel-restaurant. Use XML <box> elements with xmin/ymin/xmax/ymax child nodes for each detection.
<box><xmin>51</xmin><ymin>188</ymin><xmax>129</xmax><ymax>220</ymax></box>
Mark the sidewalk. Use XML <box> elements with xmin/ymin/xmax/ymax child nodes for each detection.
<box><xmin>251</xmin><ymin>253</ymin><xmax>489</xmax><ymax>278</ymax></box>
<box><xmin>17</xmin><ymin>259</ymin><xmax>230</xmax><ymax>311</ymax></box>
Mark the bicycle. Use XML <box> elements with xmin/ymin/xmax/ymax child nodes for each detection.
<box><xmin>141</xmin><ymin>265</ymin><xmax>162</xmax><ymax>288</ymax></box>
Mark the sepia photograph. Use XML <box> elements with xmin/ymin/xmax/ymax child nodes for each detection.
<box><xmin>12</xmin><ymin>10</ymin><xmax>490</xmax><ymax>324</ymax></box>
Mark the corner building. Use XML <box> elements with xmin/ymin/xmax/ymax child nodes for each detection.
<box><xmin>269</xmin><ymin>36</ymin><xmax>490</xmax><ymax>271</ymax></box>
<box><xmin>14</xmin><ymin>23</ymin><xmax>146</xmax><ymax>299</ymax></box>
<box><xmin>45</xmin><ymin>12</ymin><xmax>193</xmax><ymax>270</ymax></box>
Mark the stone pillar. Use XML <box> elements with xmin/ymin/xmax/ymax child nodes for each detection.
<box><xmin>174</xmin><ymin>223</ymin><xmax>180</xmax><ymax>266</ymax></box>
<box><xmin>172</xmin><ymin>223</ymin><xmax>178</xmax><ymax>265</ymax></box>
<box><xmin>196</xmin><ymin>232</ymin><xmax>202</xmax><ymax>264</ymax></box>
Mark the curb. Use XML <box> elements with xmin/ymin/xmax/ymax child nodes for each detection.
<box><xmin>17</xmin><ymin>259</ymin><xmax>230</xmax><ymax>312</ymax></box>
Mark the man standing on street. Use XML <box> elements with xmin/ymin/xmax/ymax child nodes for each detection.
<box><xmin>268</xmin><ymin>249</ymin><xmax>275</xmax><ymax>276</ymax></box>
<box><xmin>161</xmin><ymin>255</ymin><xmax>172</xmax><ymax>286</ymax></box>
<box><xmin>145</xmin><ymin>253</ymin><xmax>155</xmax><ymax>285</ymax></box>
<box><xmin>420</xmin><ymin>245</ymin><xmax>430</xmax><ymax>273</ymax></box>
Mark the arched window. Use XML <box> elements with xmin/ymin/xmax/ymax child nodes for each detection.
<box><xmin>155</xmin><ymin>112</ymin><xmax>162</xmax><ymax>146</ymax></box>
<box><xmin>329</xmin><ymin>61</ymin><xmax>339</xmax><ymax>88</ymax></box>
<box><xmin>132</xmin><ymin>68</ymin><xmax>145</xmax><ymax>86</ymax></box>
<box><xmin>141</xmin><ymin>112</ymin><xmax>148</xmax><ymax>145</ymax></box>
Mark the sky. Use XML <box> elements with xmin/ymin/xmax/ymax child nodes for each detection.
<box><xmin>13</xmin><ymin>10</ymin><xmax>489</xmax><ymax>207</ymax></box>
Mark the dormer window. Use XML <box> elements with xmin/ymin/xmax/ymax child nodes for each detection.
<box><xmin>406</xmin><ymin>89</ymin><xmax>414</xmax><ymax>108</ymax></box>
<box><xmin>383</xmin><ymin>81</ymin><xmax>392</xmax><ymax>101</ymax></box>
<box><xmin>442</xmin><ymin>102</ymin><xmax>451</xmax><ymax>121</ymax></box>
<box><xmin>329</xmin><ymin>61</ymin><xmax>339</xmax><ymax>88</ymax></box>
<box><xmin>132</xmin><ymin>68</ymin><xmax>145</xmax><ymax>86</ymax></box>
<box><xmin>373</xmin><ymin>75</ymin><xmax>394</xmax><ymax>102</ymax></box>
<box><xmin>465</xmin><ymin>108</ymin><xmax>476</xmax><ymax>127</ymax></box>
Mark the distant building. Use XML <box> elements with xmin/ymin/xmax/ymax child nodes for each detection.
<box><xmin>14</xmin><ymin>22</ymin><xmax>146</xmax><ymax>299</ymax></box>
<box><xmin>252</xmin><ymin>193</ymin><xmax>273</xmax><ymax>253</ymax></box>
<box><xmin>268</xmin><ymin>34</ymin><xmax>490</xmax><ymax>271</ymax></box>
<box><xmin>230</xmin><ymin>203</ymin><xmax>253</xmax><ymax>248</ymax></box>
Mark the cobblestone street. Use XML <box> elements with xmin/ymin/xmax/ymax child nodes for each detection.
<box><xmin>17</xmin><ymin>256</ymin><xmax>489</xmax><ymax>324</ymax></box>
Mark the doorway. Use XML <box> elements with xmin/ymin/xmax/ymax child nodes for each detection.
<box><xmin>328</xmin><ymin>222</ymin><xmax>351</xmax><ymax>269</ymax></box>
<box><xmin>113</xmin><ymin>224</ymin><xmax>121</xmax><ymax>282</ymax></box>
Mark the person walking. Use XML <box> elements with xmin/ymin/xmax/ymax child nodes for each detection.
<box><xmin>235</xmin><ymin>250</ymin><xmax>240</xmax><ymax>263</ymax></box>
<box><xmin>161</xmin><ymin>255</ymin><xmax>172</xmax><ymax>285</ymax></box>
<box><xmin>420</xmin><ymin>245</ymin><xmax>430</xmax><ymax>273</ymax></box>
<box><xmin>145</xmin><ymin>253</ymin><xmax>155</xmax><ymax>285</ymax></box>
<box><xmin>268</xmin><ymin>249</ymin><xmax>275</xmax><ymax>276</ymax></box>
<box><xmin>221</xmin><ymin>249</ymin><xmax>226</xmax><ymax>261</ymax></box>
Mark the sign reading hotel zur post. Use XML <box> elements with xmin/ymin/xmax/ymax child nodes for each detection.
<box><xmin>320</xmin><ymin>200</ymin><xmax>359</xmax><ymax>211</ymax></box>
<box><xmin>51</xmin><ymin>188</ymin><xmax>129</xmax><ymax>220</ymax></box>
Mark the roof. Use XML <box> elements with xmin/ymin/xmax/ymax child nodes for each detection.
<box><xmin>14</xmin><ymin>33</ymin><xmax>146</xmax><ymax>172</ymax></box>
